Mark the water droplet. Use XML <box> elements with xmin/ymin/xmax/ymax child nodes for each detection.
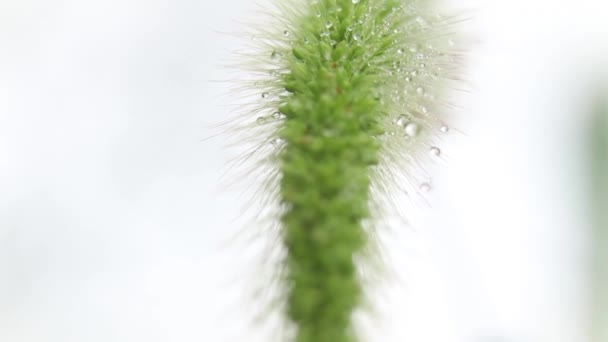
<box><xmin>256</xmin><ymin>117</ymin><xmax>267</xmax><ymax>124</ymax></box>
<box><xmin>272</xmin><ymin>111</ymin><xmax>283</xmax><ymax>119</ymax></box>
<box><xmin>261</xmin><ymin>92</ymin><xmax>270</xmax><ymax>99</ymax></box>
<box><xmin>397</xmin><ymin>48</ymin><xmax>404</xmax><ymax>54</ymax></box>
<box><xmin>416</xmin><ymin>87</ymin><xmax>425</xmax><ymax>95</ymax></box>
<box><xmin>440</xmin><ymin>124</ymin><xmax>450</xmax><ymax>133</ymax></box>
<box><xmin>353</xmin><ymin>33</ymin><xmax>361</xmax><ymax>41</ymax></box>
<box><xmin>325</xmin><ymin>21</ymin><xmax>333</xmax><ymax>29</ymax></box>
<box><xmin>404</xmin><ymin>122</ymin><xmax>419</xmax><ymax>137</ymax></box>
<box><xmin>270</xmin><ymin>50</ymin><xmax>281</xmax><ymax>59</ymax></box>
<box><xmin>420</xmin><ymin>182</ymin><xmax>432</xmax><ymax>192</ymax></box>
<box><xmin>352</xmin><ymin>0</ymin><xmax>360</xmax><ymax>3</ymax></box>
<box><xmin>329</xmin><ymin>39</ymin><xmax>337</xmax><ymax>45</ymax></box>
<box><xmin>270</xmin><ymin>137</ymin><xmax>284</xmax><ymax>146</ymax></box>
<box><xmin>411</xmin><ymin>70</ymin><xmax>418</xmax><ymax>77</ymax></box>
<box><xmin>283</xmin><ymin>30</ymin><xmax>290</xmax><ymax>37</ymax></box>
<box><xmin>429</xmin><ymin>146</ymin><xmax>441</xmax><ymax>157</ymax></box>
<box><xmin>405</xmin><ymin>76</ymin><xmax>412</xmax><ymax>82</ymax></box>
<box><xmin>421</xmin><ymin>106</ymin><xmax>428</xmax><ymax>114</ymax></box>
<box><xmin>393</xmin><ymin>115</ymin><xmax>406</xmax><ymax>127</ymax></box>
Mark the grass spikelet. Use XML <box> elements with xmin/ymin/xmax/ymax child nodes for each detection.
<box><xmin>220</xmin><ymin>0</ymin><xmax>466</xmax><ymax>341</ymax></box>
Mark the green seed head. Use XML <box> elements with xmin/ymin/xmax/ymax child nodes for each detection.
<box><xmin>224</xmin><ymin>0</ymin><xmax>465</xmax><ymax>341</ymax></box>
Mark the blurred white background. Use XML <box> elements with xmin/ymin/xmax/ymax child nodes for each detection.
<box><xmin>1</xmin><ymin>0</ymin><xmax>607</xmax><ymax>341</ymax></box>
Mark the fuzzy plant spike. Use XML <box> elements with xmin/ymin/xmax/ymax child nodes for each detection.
<box><xmin>222</xmin><ymin>0</ymin><xmax>464</xmax><ymax>341</ymax></box>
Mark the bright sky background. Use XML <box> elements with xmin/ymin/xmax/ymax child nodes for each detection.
<box><xmin>1</xmin><ymin>0</ymin><xmax>607</xmax><ymax>341</ymax></box>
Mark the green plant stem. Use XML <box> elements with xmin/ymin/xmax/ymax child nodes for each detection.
<box><xmin>278</xmin><ymin>1</ymin><xmax>400</xmax><ymax>341</ymax></box>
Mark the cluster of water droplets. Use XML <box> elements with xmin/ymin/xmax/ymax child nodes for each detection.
<box><xmin>256</xmin><ymin>108</ymin><xmax>286</xmax><ymax>124</ymax></box>
<box><xmin>255</xmin><ymin>91</ymin><xmax>286</xmax><ymax>148</ymax></box>
<box><xmin>255</xmin><ymin>3</ymin><xmax>460</xmax><ymax>196</ymax></box>
<box><xmin>374</xmin><ymin>8</ymin><xmax>461</xmax><ymax>190</ymax></box>
<box><xmin>392</xmin><ymin>115</ymin><xmax>420</xmax><ymax>138</ymax></box>
<box><xmin>381</xmin><ymin>19</ymin><xmax>456</xmax><ymax>193</ymax></box>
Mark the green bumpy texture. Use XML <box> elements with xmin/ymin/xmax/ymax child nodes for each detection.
<box><xmin>277</xmin><ymin>1</ymin><xmax>403</xmax><ymax>341</ymax></box>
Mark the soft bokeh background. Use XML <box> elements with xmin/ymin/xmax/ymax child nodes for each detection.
<box><xmin>1</xmin><ymin>0</ymin><xmax>607</xmax><ymax>341</ymax></box>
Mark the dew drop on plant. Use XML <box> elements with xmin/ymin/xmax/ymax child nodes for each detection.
<box><xmin>397</xmin><ymin>48</ymin><xmax>404</xmax><ymax>54</ymax></box>
<box><xmin>352</xmin><ymin>0</ymin><xmax>360</xmax><ymax>3</ymax></box>
<box><xmin>404</xmin><ymin>122</ymin><xmax>419</xmax><ymax>137</ymax></box>
<box><xmin>405</xmin><ymin>76</ymin><xmax>412</xmax><ymax>82</ymax></box>
<box><xmin>429</xmin><ymin>146</ymin><xmax>441</xmax><ymax>157</ymax></box>
<box><xmin>416</xmin><ymin>87</ymin><xmax>425</xmax><ymax>95</ymax></box>
<box><xmin>270</xmin><ymin>137</ymin><xmax>284</xmax><ymax>146</ymax></box>
<box><xmin>262</xmin><ymin>92</ymin><xmax>270</xmax><ymax>99</ymax></box>
<box><xmin>393</xmin><ymin>115</ymin><xmax>406</xmax><ymax>127</ymax></box>
<box><xmin>283</xmin><ymin>30</ymin><xmax>290</xmax><ymax>37</ymax></box>
<box><xmin>257</xmin><ymin>117</ymin><xmax>267</xmax><ymax>124</ymax></box>
<box><xmin>440</xmin><ymin>124</ymin><xmax>450</xmax><ymax>133</ymax></box>
<box><xmin>421</xmin><ymin>106</ymin><xmax>428</xmax><ymax>114</ymax></box>
<box><xmin>325</xmin><ymin>21</ymin><xmax>333</xmax><ymax>29</ymax></box>
<box><xmin>353</xmin><ymin>33</ymin><xmax>361</xmax><ymax>41</ymax></box>
<box><xmin>272</xmin><ymin>111</ymin><xmax>283</xmax><ymax>119</ymax></box>
<box><xmin>420</xmin><ymin>182</ymin><xmax>432</xmax><ymax>192</ymax></box>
